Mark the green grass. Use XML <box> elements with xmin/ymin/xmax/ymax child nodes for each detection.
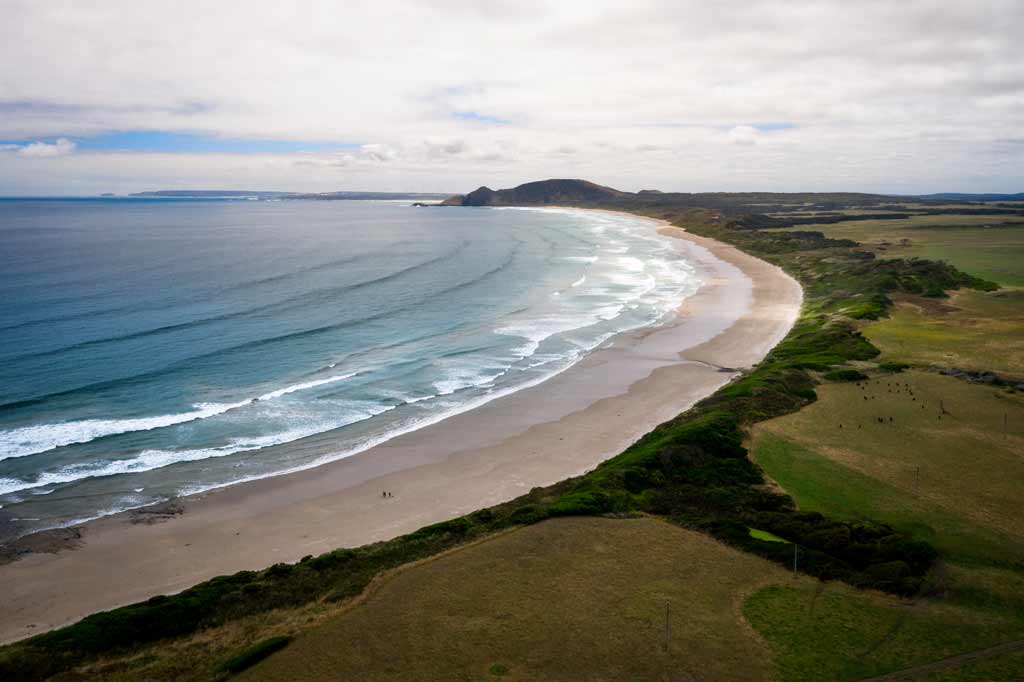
<box><xmin>865</xmin><ymin>289</ymin><xmax>1024</xmax><ymax>376</ymax></box>
<box><xmin>744</xmin><ymin>582</ymin><xmax>1024</xmax><ymax>682</ymax></box>
<box><xmin>900</xmin><ymin>648</ymin><xmax>1024</xmax><ymax>681</ymax></box>
<box><xmin>752</xmin><ymin>371</ymin><xmax>1024</xmax><ymax>566</ymax></box>
<box><xmin>750</xmin><ymin>528</ymin><xmax>790</xmax><ymax>543</ymax></box>
<box><xmin>771</xmin><ymin>215</ymin><xmax>1024</xmax><ymax>288</ymax></box>
<box><xmin>753</xmin><ymin>432</ymin><xmax>1018</xmax><ymax>567</ymax></box>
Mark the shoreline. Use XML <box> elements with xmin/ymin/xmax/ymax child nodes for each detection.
<box><xmin>0</xmin><ymin>209</ymin><xmax>802</xmax><ymax>645</ymax></box>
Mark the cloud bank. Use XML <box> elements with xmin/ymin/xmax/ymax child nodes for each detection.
<box><xmin>0</xmin><ymin>0</ymin><xmax>1021</xmax><ymax>194</ymax></box>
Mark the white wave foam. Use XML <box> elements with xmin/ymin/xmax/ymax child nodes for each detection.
<box><xmin>173</xmin><ymin>343</ymin><xmax>609</xmax><ymax>500</ymax></box>
<box><xmin>254</xmin><ymin>373</ymin><xmax>356</xmax><ymax>401</ymax></box>
<box><xmin>4</xmin><ymin>204</ymin><xmax>704</xmax><ymax>529</ymax></box>
<box><xmin>0</xmin><ymin>373</ymin><xmax>357</xmax><ymax>461</ymax></box>
<box><xmin>0</xmin><ymin>404</ymin><xmax>242</xmax><ymax>462</ymax></box>
<box><xmin>433</xmin><ymin>367</ymin><xmax>508</xmax><ymax>396</ymax></box>
<box><xmin>571</xmin><ymin>275</ymin><xmax>586</xmax><ymax>288</ymax></box>
<box><xmin>0</xmin><ymin>401</ymin><xmax>394</xmax><ymax>496</ymax></box>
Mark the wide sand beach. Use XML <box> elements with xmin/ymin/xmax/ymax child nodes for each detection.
<box><xmin>0</xmin><ymin>209</ymin><xmax>802</xmax><ymax>644</ymax></box>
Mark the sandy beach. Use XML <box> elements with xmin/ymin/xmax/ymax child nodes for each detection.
<box><xmin>0</xmin><ymin>210</ymin><xmax>802</xmax><ymax>645</ymax></box>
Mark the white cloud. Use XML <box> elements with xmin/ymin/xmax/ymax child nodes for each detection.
<box><xmin>0</xmin><ymin>138</ymin><xmax>77</xmax><ymax>158</ymax></box>
<box><xmin>10</xmin><ymin>138</ymin><xmax>76</xmax><ymax>157</ymax></box>
<box><xmin>0</xmin><ymin>0</ymin><xmax>1021</xmax><ymax>193</ymax></box>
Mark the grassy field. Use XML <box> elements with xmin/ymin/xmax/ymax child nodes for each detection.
<box><xmin>770</xmin><ymin>214</ymin><xmax>1024</xmax><ymax>288</ymax></box>
<box><xmin>46</xmin><ymin>515</ymin><xmax>1018</xmax><ymax>682</ymax></box>
<box><xmin>240</xmin><ymin>517</ymin><xmax>799</xmax><ymax>682</ymax></box>
<box><xmin>752</xmin><ymin>371</ymin><xmax>1024</xmax><ymax>562</ymax></box>
<box><xmin>899</xmin><ymin>650</ymin><xmax>1024</xmax><ymax>681</ymax></box>
<box><xmin>749</xmin><ymin>370</ymin><xmax>1024</xmax><ymax>680</ymax></box>
<box><xmin>744</xmin><ymin>578</ymin><xmax>1024</xmax><ymax>682</ymax></box>
<box><xmin>744</xmin><ymin>207</ymin><xmax>1024</xmax><ymax>680</ymax></box>
<box><xmin>864</xmin><ymin>289</ymin><xmax>1024</xmax><ymax>376</ymax></box>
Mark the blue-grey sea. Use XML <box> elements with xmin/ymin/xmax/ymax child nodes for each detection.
<box><xmin>0</xmin><ymin>198</ymin><xmax>697</xmax><ymax>540</ymax></box>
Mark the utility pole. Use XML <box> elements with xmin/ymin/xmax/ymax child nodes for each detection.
<box><xmin>793</xmin><ymin>544</ymin><xmax>799</xmax><ymax>575</ymax></box>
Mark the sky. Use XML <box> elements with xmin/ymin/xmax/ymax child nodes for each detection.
<box><xmin>0</xmin><ymin>0</ymin><xmax>1021</xmax><ymax>195</ymax></box>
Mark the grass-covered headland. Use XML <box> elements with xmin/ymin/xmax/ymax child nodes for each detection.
<box><xmin>0</xmin><ymin>184</ymin><xmax>1002</xmax><ymax>680</ymax></box>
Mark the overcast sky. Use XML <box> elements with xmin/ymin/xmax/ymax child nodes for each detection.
<box><xmin>1</xmin><ymin>0</ymin><xmax>1021</xmax><ymax>195</ymax></box>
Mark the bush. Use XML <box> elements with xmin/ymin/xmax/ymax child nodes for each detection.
<box><xmin>548</xmin><ymin>490</ymin><xmax>612</xmax><ymax>516</ymax></box>
<box><xmin>408</xmin><ymin>516</ymin><xmax>473</xmax><ymax>540</ymax></box>
<box><xmin>218</xmin><ymin>635</ymin><xmax>293</xmax><ymax>675</ymax></box>
<box><xmin>823</xmin><ymin>369</ymin><xmax>868</xmax><ymax>382</ymax></box>
<box><xmin>878</xmin><ymin>361</ymin><xmax>910</xmax><ymax>373</ymax></box>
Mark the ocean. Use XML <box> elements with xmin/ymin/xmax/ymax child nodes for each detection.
<box><xmin>0</xmin><ymin>198</ymin><xmax>698</xmax><ymax>540</ymax></box>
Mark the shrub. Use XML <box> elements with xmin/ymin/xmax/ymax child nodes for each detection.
<box><xmin>548</xmin><ymin>490</ymin><xmax>612</xmax><ymax>516</ymax></box>
<box><xmin>878</xmin><ymin>361</ymin><xmax>910</xmax><ymax>373</ymax></box>
<box><xmin>218</xmin><ymin>635</ymin><xmax>293</xmax><ymax>675</ymax></box>
<box><xmin>823</xmin><ymin>369</ymin><xmax>868</xmax><ymax>382</ymax></box>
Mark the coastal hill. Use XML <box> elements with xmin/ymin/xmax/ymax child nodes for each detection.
<box><xmin>440</xmin><ymin>179</ymin><xmax>928</xmax><ymax>212</ymax></box>
<box><xmin>440</xmin><ymin>179</ymin><xmax>628</xmax><ymax>206</ymax></box>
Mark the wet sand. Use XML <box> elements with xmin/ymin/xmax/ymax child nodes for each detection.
<box><xmin>0</xmin><ymin>210</ymin><xmax>802</xmax><ymax>644</ymax></box>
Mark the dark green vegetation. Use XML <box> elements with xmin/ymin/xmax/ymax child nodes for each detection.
<box><xmin>823</xmin><ymin>368</ymin><xmax>869</xmax><ymax>382</ymax></box>
<box><xmin>1</xmin><ymin>180</ymin><xmax>1018</xmax><ymax>681</ymax></box>
<box><xmin>218</xmin><ymin>636</ymin><xmax>293</xmax><ymax>675</ymax></box>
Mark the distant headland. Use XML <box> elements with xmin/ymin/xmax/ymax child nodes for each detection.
<box><xmin>130</xmin><ymin>190</ymin><xmax>451</xmax><ymax>200</ymax></box>
<box><xmin>436</xmin><ymin>178</ymin><xmax>1024</xmax><ymax>212</ymax></box>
